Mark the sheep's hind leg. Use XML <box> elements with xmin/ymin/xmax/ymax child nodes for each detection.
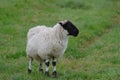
<box><xmin>45</xmin><ymin>59</ymin><xmax>50</xmax><ymax>77</ymax></box>
<box><xmin>28</xmin><ymin>57</ymin><xmax>33</xmax><ymax>73</ymax></box>
<box><xmin>39</xmin><ymin>62</ymin><xmax>43</xmax><ymax>72</ymax></box>
<box><xmin>52</xmin><ymin>57</ymin><xmax>57</xmax><ymax>78</ymax></box>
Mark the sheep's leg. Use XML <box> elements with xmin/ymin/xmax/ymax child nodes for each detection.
<box><xmin>52</xmin><ymin>57</ymin><xmax>57</xmax><ymax>78</ymax></box>
<box><xmin>45</xmin><ymin>59</ymin><xmax>50</xmax><ymax>76</ymax></box>
<box><xmin>39</xmin><ymin>62</ymin><xmax>43</xmax><ymax>72</ymax></box>
<box><xmin>28</xmin><ymin>58</ymin><xmax>33</xmax><ymax>73</ymax></box>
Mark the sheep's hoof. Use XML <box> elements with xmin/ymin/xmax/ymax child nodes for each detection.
<box><xmin>52</xmin><ymin>71</ymin><xmax>57</xmax><ymax>78</ymax></box>
<box><xmin>45</xmin><ymin>71</ymin><xmax>50</xmax><ymax>77</ymax></box>
<box><xmin>39</xmin><ymin>69</ymin><xmax>43</xmax><ymax>73</ymax></box>
<box><xmin>28</xmin><ymin>69</ymin><xmax>32</xmax><ymax>73</ymax></box>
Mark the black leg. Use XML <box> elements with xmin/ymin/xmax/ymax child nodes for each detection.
<box><xmin>45</xmin><ymin>59</ymin><xmax>50</xmax><ymax>77</ymax></box>
<box><xmin>52</xmin><ymin>57</ymin><xmax>57</xmax><ymax>78</ymax></box>
<box><xmin>39</xmin><ymin>62</ymin><xmax>43</xmax><ymax>72</ymax></box>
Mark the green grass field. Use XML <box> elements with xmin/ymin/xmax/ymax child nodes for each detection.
<box><xmin>0</xmin><ymin>0</ymin><xmax>120</xmax><ymax>80</ymax></box>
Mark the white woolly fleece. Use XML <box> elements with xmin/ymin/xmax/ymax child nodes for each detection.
<box><xmin>26</xmin><ymin>23</ymin><xmax>69</xmax><ymax>61</ymax></box>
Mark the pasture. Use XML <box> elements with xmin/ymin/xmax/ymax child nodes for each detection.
<box><xmin>0</xmin><ymin>0</ymin><xmax>120</xmax><ymax>80</ymax></box>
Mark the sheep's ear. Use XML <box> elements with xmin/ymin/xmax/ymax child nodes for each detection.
<box><xmin>63</xmin><ymin>20</ymin><xmax>68</xmax><ymax>24</ymax></box>
<box><xmin>59</xmin><ymin>20</ymin><xmax>68</xmax><ymax>26</ymax></box>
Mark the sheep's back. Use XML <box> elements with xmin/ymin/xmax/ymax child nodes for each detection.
<box><xmin>27</xmin><ymin>26</ymin><xmax>50</xmax><ymax>39</ymax></box>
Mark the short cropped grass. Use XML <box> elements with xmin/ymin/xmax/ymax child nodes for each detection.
<box><xmin>0</xmin><ymin>0</ymin><xmax>120</xmax><ymax>80</ymax></box>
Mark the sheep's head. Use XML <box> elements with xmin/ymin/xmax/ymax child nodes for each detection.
<box><xmin>59</xmin><ymin>20</ymin><xmax>79</xmax><ymax>37</ymax></box>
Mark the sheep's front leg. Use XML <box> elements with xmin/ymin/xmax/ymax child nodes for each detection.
<box><xmin>45</xmin><ymin>59</ymin><xmax>50</xmax><ymax>76</ymax></box>
<box><xmin>28</xmin><ymin>58</ymin><xmax>33</xmax><ymax>73</ymax></box>
<box><xmin>52</xmin><ymin>57</ymin><xmax>57</xmax><ymax>78</ymax></box>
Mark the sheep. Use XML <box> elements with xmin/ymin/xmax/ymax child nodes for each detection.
<box><xmin>26</xmin><ymin>20</ymin><xmax>79</xmax><ymax>77</ymax></box>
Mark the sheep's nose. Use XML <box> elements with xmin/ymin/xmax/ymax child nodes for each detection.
<box><xmin>74</xmin><ymin>29</ymin><xmax>79</xmax><ymax>37</ymax></box>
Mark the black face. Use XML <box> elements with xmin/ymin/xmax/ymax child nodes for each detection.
<box><xmin>59</xmin><ymin>21</ymin><xmax>79</xmax><ymax>37</ymax></box>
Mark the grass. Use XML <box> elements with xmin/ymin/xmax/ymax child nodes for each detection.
<box><xmin>0</xmin><ymin>0</ymin><xmax>120</xmax><ymax>80</ymax></box>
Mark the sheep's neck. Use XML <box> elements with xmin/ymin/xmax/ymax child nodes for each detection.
<box><xmin>54</xmin><ymin>25</ymin><xmax>68</xmax><ymax>43</ymax></box>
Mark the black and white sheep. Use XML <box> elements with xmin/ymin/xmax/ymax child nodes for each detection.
<box><xmin>26</xmin><ymin>20</ymin><xmax>79</xmax><ymax>77</ymax></box>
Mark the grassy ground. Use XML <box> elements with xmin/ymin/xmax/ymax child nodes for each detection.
<box><xmin>0</xmin><ymin>0</ymin><xmax>120</xmax><ymax>80</ymax></box>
